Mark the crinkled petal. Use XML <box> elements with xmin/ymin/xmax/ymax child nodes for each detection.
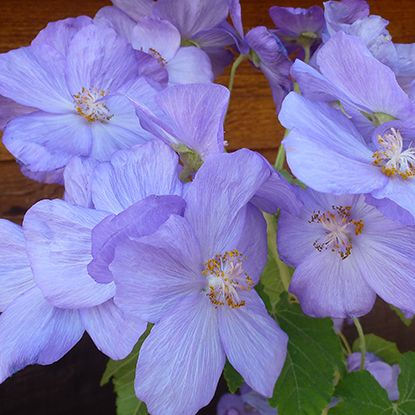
<box><xmin>81</xmin><ymin>299</ymin><xmax>146</xmax><ymax>360</ymax></box>
<box><xmin>89</xmin><ymin>195</ymin><xmax>186</xmax><ymax>284</ymax></box>
<box><xmin>112</xmin><ymin>214</ymin><xmax>203</xmax><ymax>323</ymax></box>
<box><xmin>64</xmin><ymin>157</ymin><xmax>100</xmax><ymax>209</ymax></box>
<box><xmin>136</xmin><ymin>294</ymin><xmax>225</xmax><ymax>415</ymax></box>
<box><xmin>92</xmin><ymin>140</ymin><xmax>182</xmax><ymax>214</ymax></box>
<box><xmin>112</xmin><ymin>0</ymin><xmax>155</xmax><ymax>21</ymax></box>
<box><xmin>290</xmin><ymin>249</ymin><xmax>377</xmax><ymax>318</ymax></box>
<box><xmin>0</xmin><ymin>46</ymin><xmax>72</xmax><ymax>112</ymax></box>
<box><xmin>219</xmin><ymin>291</ymin><xmax>288</xmax><ymax>397</ymax></box>
<box><xmin>184</xmin><ymin>150</ymin><xmax>270</xmax><ymax>259</ymax></box>
<box><xmin>324</xmin><ymin>0</ymin><xmax>369</xmax><ymax>36</ymax></box>
<box><xmin>317</xmin><ymin>32</ymin><xmax>412</xmax><ymax>118</ymax></box>
<box><xmin>0</xmin><ymin>220</ymin><xmax>35</xmax><ymax>312</ymax></box>
<box><xmin>154</xmin><ymin>0</ymin><xmax>229</xmax><ymax>39</ymax></box>
<box><xmin>0</xmin><ymin>287</ymin><xmax>84</xmax><ymax>383</ymax></box>
<box><xmin>132</xmin><ymin>16</ymin><xmax>181</xmax><ymax>62</ymax></box>
<box><xmin>245</xmin><ymin>27</ymin><xmax>292</xmax><ymax>110</ymax></box>
<box><xmin>2</xmin><ymin>111</ymin><xmax>92</xmax><ymax>173</ymax></box>
<box><xmin>95</xmin><ymin>6</ymin><xmax>136</xmax><ymax>43</ymax></box>
<box><xmin>134</xmin><ymin>83</ymin><xmax>228</xmax><ymax>157</ymax></box>
<box><xmin>167</xmin><ymin>46</ymin><xmax>214</xmax><ymax>84</ymax></box>
<box><xmin>65</xmin><ymin>23</ymin><xmax>138</xmax><ymax>95</ymax></box>
<box><xmin>0</xmin><ymin>95</ymin><xmax>35</xmax><ymax>130</ymax></box>
<box><xmin>23</xmin><ymin>199</ymin><xmax>114</xmax><ymax>309</ymax></box>
<box><xmin>31</xmin><ymin>16</ymin><xmax>92</xmax><ymax>56</ymax></box>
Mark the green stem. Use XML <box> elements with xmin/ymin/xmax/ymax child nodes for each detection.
<box><xmin>321</xmin><ymin>407</ymin><xmax>329</xmax><ymax>415</ymax></box>
<box><xmin>274</xmin><ymin>145</ymin><xmax>286</xmax><ymax>171</ymax></box>
<box><xmin>338</xmin><ymin>331</ymin><xmax>352</xmax><ymax>356</ymax></box>
<box><xmin>303</xmin><ymin>44</ymin><xmax>311</xmax><ymax>64</ymax></box>
<box><xmin>274</xmin><ymin>129</ymin><xmax>289</xmax><ymax>171</ymax></box>
<box><xmin>353</xmin><ymin>317</ymin><xmax>366</xmax><ymax>370</ymax></box>
<box><xmin>228</xmin><ymin>54</ymin><xmax>247</xmax><ymax>92</ymax></box>
<box><xmin>265</xmin><ymin>213</ymin><xmax>291</xmax><ymax>291</ymax></box>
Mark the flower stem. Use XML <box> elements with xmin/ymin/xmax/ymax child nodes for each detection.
<box><xmin>274</xmin><ymin>145</ymin><xmax>286</xmax><ymax>171</ymax></box>
<box><xmin>274</xmin><ymin>129</ymin><xmax>289</xmax><ymax>171</ymax></box>
<box><xmin>353</xmin><ymin>317</ymin><xmax>366</xmax><ymax>370</ymax></box>
<box><xmin>265</xmin><ymin>213</ymin><xmax>292</xmax><ymax>291</ymax></box>
<box><xmin>303</xmin><ymin>44</ymin><xmax>311</xmax><ymax>64</ymax></box>
<box><xmin>338</xmin><ymin>331</ymin><xmax>352</xmax><ymax>356</ymax></box>
<box><xmin>228</xmin><ymin>54</ymin><xmax>247</xmax><ymax>92</ymax></box>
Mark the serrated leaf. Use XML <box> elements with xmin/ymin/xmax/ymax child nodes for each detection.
<box><xmin>390</xmin><ymin>305</ymin><xmax>413</xmax><ymax>327</ymax></box>
<box><xmin>330</xmin><ymin>352</ymin><xmax>415</xmax><ymax>415</ymax></box>
<box><xmin>270</xmin><ymin>293</ymin><xmax>344</xmax><ymax>415</ymax></box>
<box><xmin>352</xmin><ymin>334</ymin><xmax>401</xmax><ymax>365</ymax></box>
<box><xmin>330</xmin><ymin>371</ymin><xmax>393</xmax><ymax>415</ymax></box>
<box><xmin>223</xmin><ymin>361</ymin><xmax>244</xmax><ymax>394</ymax></box>
<box><xmin>101</xmin><ymin>325</ymin><xmax>151</xmax><ymax>415</ymax></box>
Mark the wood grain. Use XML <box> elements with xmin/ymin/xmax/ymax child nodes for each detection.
<box><xmin>0</xmin><ymin>1</ymin><xmax>415</xmax><ymax>414</ymax></box>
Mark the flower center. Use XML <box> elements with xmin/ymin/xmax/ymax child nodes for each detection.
<box><xmin>372</xmin><ymin>128</ymin><xmax>415</xmax><ymax>179</ymax></box>
<box><xmin>74</xmin><ymin>87</ymin><xmax>113</xmax><ymax>123</ymax></box>
<box><xmin>309</xmin><ymin>206</ymin><xmax>364</xmax><ymax>260</ymax></box>
<box><xmin>149</xmin><ymin>48</ymin><xmax>167</xmax><ymax>65</ymax></box>
<box><xmin>202</xmin><ymin>250</ymin><xmax>253</xmax><ymax>309</ymax></box>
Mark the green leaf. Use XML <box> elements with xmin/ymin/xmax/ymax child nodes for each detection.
<box><xmin>261</xmin><ymin>214</ymin><xmax>291</xmax><ymax>314</ymax></box>
<box><xmin>352</xmin><ymin>334</ymin><xmax>401</xmax><ymax>365</ymax></box>
<box><xmin>259</xmin><ymin>247</ymin><xmax>285</xmax><ymax>313</ymax></box>
<box><xmin>329</xmin><ymin>371</ymin><xmax>393</xmax><ymax>415</ymax></box>
<box><xmin>330</xmin><ymin>352</ymin><xmax>415</xmax><ymax>414</ymax></box>
<box><xmin>101</xmin><ymin>325</ymin><xmax>151</xmax><ymax>415</ymax></box>
<box><xmin>396</xmin><ymin>352</ymin><xmax>415</xmax><ymax>413</ymax></box>
<box><xmin>390</xmin><ymin>305</ymin><xmax>413</xmax><ymax>327</ymax></box>
<box><xmin>223</xmin><ymin>361</ymin><xmax>244</xmax><ymax>394</ymax></box>
<box><xmin>270</xmin><ymin>293</ymin><xmax>344</xmax><ymax>415</ymax></box>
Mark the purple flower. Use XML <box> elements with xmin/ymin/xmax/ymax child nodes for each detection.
<box><xmin>130</xmin><ymin>16</ymin><xmax>213</xmax><ymax>84</ymax></box>
<box><xmin>100</xmin><ymin>150</ymin><xmax>291</xmax><ymax>414</ymax></box>
<box><xmin>279</xmin><ymin>88</ymin><xmax>415</xmax><ymax>221</ymax></box>
<box><xmin>269</xmin><ymin>6</ymin><xmax>324</xmax><ymax>60</ymax></box>
<box><xmin>228</xmin><ymin>0</ymin><xmax>292</xmax><ymax>111</ymax></box>
<box><xmin>132</xmin><ymin>83</ymin><xmax>230</xmax><ymax>175</ymax></box>
<box><xmin>323</xmin><ymin>0</ymin><xmax>397</xmax><ymax>69</ymax></box>
<box><xmin>217</xmin><ymin>384</ymin><xmax>277</xmax><ymax>415</ymax></box>
<box><xmin>0</xmin><ymin>219</ymin><xmax>141</xmax><ymax>383</ymax></box>
<box><xmin>0</xmin><ymin>17</ymin><xmax>159</xmax><ymax>183</ymax></box>
<box><xmin>324</xmin><ymin>0</ymin><xmax>370</xmax><ymax>35</ymax></box>
<box><xmin>278</xmin><ymin>186</ymin><xmax>415</xmax><ymax>318</ymax></box>
<box><xmin>291</xmin><ymin>32</ymin><xmax>413</xmax><ymax>135</ymax></box>
<box><xmin>270</xmin><ymin>6</ymin><xmax>324</xmax><ymax>39</ymax></box>
<box><xmin>0</xmin><ymin>140</ymin><xmax>189</xmax><ymax>381</ymax></box>
<box><xmin>347</xmin><ymin>353</ymin><xmax>400</xmax><ymax>401</ymax></box>
<box><xmin>96</xmin><ymin>0</ymin><xmax>234</xmax><ymax>77</ymax></box>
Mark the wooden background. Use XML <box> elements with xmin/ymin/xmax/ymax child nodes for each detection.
<box><xmin>0</xmin><ymin>0</ymin><xmax>415</xmax><ymax>414</ymax></box>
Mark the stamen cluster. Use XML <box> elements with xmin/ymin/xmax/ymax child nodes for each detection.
<box><xmin>309</xmin><ymin>205</ymin><xmax>364</xmax><ymax>259</ymax></box>
<box><xmin>74</xmin><ymin>87</ymin><xmax>113</xmax><ymax>123</ymax></box>
<box><xmin>373</xmin><ymin>128</ymin><xmax>415</xmax><ymax>179</ymax></box>
<box><xmin>202</xmin><ymin>249</ymin><xmax>254</xmax><ymax>308</ymax></box>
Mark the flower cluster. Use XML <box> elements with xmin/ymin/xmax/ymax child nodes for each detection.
<box><xmin>1</xmin><ymin>0</ymin><xmax>415</xmax><ymax>414</ymax></box>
